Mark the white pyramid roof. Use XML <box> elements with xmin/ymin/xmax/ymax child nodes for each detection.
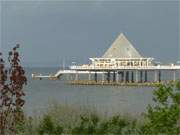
<box><xmin>102</xmin><ymin>33</ymin><xmax>142</xmax><ymax>58</ymax></box>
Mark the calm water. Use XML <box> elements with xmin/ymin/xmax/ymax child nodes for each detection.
<box><xmin>24</xmin><ymin>68</ymin><xmax>180</xmax><ymax>117</ymax></box>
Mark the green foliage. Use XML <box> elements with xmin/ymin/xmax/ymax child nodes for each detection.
<box><xmin>16</xmin><ymin>121</ymin><xmax>26</xmax><ymax>134</ymax></box>
<box><xmin>97</xmin><ymin>116</ymin><xmax>129</xmax><ymax>134</ymax></box>
<box><xmin>71</xmin><ymin>114</ymin><xmax>140</xmax><ymax>135</ymax></box>
<box><xmin>176</xmin><ymin>81</ymin><xmax>180</xmax><ymax>89</ymax></box>
<box><xmin>15</xmin><ymin>117</ymin><xmax>37</xmax><ymax>135</ymax></box>
<box><xmin>71</xmin><ymin>114</ymin><xmax>99</xmax><ymax>134</ymax></box>
<box><xmin>143</xmin><ymin>82</ymin><xmax>180</xmax><ymax>134</ymax></box>
<box><xmin>37</xmin><ymin>115</ymin><xmax>63</xmax><ymax>135</ymax></box>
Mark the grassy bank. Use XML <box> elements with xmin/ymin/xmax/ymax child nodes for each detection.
<box><xmin>18</xmin><ymin>104</ymin><xmax>144</xmax><ymax>135</ymax></box>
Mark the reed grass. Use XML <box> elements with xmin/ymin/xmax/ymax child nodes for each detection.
<box><xmin>18</xmin><ymin>103</ymin><xmax>143</xmax><ymax>135</ymax></box>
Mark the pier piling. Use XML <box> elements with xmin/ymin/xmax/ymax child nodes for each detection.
<box><xmin>131</xmin><ymin>71</ymin><xmax>134</xmax><ymax>83</ymax></box>
<box><xmin>126</xmin><ymin>71</ymin><xmax>129</xmax><ymax>83</ymax></box>
<box><xmin>154</xmin><ymin>70</ymin><xmax>158</xmax><ymax>82</ymax></box>
<box><xmin>102</xmin><ymin>72</ymin><xmax>105</xmax><ymax>83</ymax></box>
<box><xmin>75</xmin><ymin>72</ymin><xmax>78</xmax><ymax>81</ymax></box>
<box><xmin>145</xmin><ymin>71</ymin><xmax>147</xmax><ymax>82</ymax></box>
<box><xmin>158</xmin><ymin>71</ymin><xmax>161</xmax><ymax>82</ymax></box>
<box><xmin>94</xmin><ymin>72</ymin><xmax>97</xmax><ymax>82</ymax></box>
<box><xmin>107</xmin><ymin>72</ymin><xmax>110</xmax><ymax>83</ymax></box>
<box><xmin>135</xmin><ymin>70</ymin><xmax>138</xmax><ymax>83</ymax></box>
<box><xmin>88</xmin><ymin>71</ymin><xmax>91</xmax><ymax>81</ymax></box>
<box><xmin>140</xmin><ymin>71</ymin><xmax>143</xmax><ymax>83</ymax></box>
<box><xmin>116</xmin><ymin>72</ymin><xmax>119</xmax><ymax>82</ymax></box>
<box><xmin>173</xmin><ymin>70</ymin><xmax>176</xmax><ymax>82</ymax></box>
<box><xmin>113</xmin><ymin>71</ymin><xmax>116</xmax><ymax>82</ymax></box>
<box><xmin>123</xmin><ymin>71</ymin><xmax>126</xmax><ymax>83</ymax></box>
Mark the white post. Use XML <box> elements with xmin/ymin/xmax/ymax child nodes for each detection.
<box><xmin>102</xmin><ymin>73</ymin><xmax>104</xmax><ymax>83</ymax></box>
<box><xmin>88</xmin><ymin>71</ymin><xmax>91</xmax><ymax>81</ymax></box>
<box><xmin>66</xmin><ymin>74</ymin><xmax>69</xmax><ymax>80</ymax></box>
<box><xmin>135</xmin><ymin>70</ymin><xmax>138</xmax><ymax>83</ymax></box>
<box><xmin>154</xmin><ymin>70</ymin><xmax>158</xmax><ymax>82</ymax></box>
<box><xmin>75</xmin><ymin>71</ymin><xmax>78</xmax><ymax>81</ymax></box>
<box><xmin>116</xmin><ymin>71</ymin><xmax>119</xmax><ymax>83</ymax></box>
<box><xmin>173</xmin><ymin>70</ymin><xmax>176</xmax><ymax>82</ymax></box>
<box><xmin>123</xmin><ymin>71</ymin><xmax>126</xmax><ymax>83</ymax></box>
<box><xmin>70</xmin><ymin>74</ymin><xmax>73</xmax><ymax>80</ymax></box>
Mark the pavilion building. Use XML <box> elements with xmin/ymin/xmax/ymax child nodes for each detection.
<box><xmin>89</xmin><ymin>33</ymin><xmax>154</xmax><ymax>68</ymax></box>
<box><xmin>69</xmin><ymin>33</ymin><xmax>179</xmax><ymax>84</ymax></box>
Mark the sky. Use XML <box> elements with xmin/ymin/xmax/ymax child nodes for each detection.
<box><xmin>0</xmin><ymin>0</ymin><xmax>179</xmax><ymax>67</ymax></box>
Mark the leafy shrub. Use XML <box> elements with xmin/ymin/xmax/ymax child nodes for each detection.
<box><xmin>71</xmin><ymin>114</ymin><xmax>99</xmax><ymax>134</ymax></box>
<box><xmin>143</xmin><ymin>81</ymin><xmax>180</xmax><ymax>134</ymax></box>
<box><xmin>37</xmin><ymin>115</ymin><xmax>63</xmax><ymax>135</ymax></box>
<box><xmin>71</xmin><ymin>114</ymin><xmax>140</xmax><ymax>135</ymax></box>
<box><xmin>0</xmin><ymin>45</ymin><xmax>27</xmax><ymax>135</ymax></box>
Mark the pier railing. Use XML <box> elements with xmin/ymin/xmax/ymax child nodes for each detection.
<box><xmin>32</xmin><ymin>65</ymin><xmax>180</xmax><ymax>80</ymax></box>
<box><xmin>70</xmin><ymin>65</ymin><xmax>180</xmax><ymax>70</ymax></box>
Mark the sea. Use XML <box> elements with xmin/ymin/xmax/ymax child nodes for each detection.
<box><xmin>24</xmin><ymin>67</ymin><xmax>180</xmax><ymax>117</ymax></box>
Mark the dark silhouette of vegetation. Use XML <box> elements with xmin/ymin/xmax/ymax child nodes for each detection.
<box><xmin>0</xmin><ymin>44</ymin><xmax>27</xmax><ymax>135</ymax></box>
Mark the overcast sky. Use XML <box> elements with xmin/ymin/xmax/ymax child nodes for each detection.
<box><xmin>1</xmin><ymin>0</ymin><xmax>179</xmax><ymax>67</ymax></box>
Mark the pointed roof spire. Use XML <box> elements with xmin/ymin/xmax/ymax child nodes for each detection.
<box><xmin>102</xmin><ymin>33</ymin><xmax>142</xmax><ymax>58</ymax></box>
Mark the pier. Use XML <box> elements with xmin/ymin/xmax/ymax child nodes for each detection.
<box><xmin>32</xmin><ymin>33</ymin><xmax>180</xmax><ymax>86</ymax></box>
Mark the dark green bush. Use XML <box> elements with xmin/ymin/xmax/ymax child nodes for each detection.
<box><xmin>37</xmin><ymin>115</ymin><xmax>63</xmax><ymax>135</ymax></box>
<box><xmin>97</xmin><ymin>116</ymin><xmax>129</xmax><ymax>134</ymax></box>
<box><xmin>71</xmin><ymin>114</ymin><xmax>140</xmax><ymax>135</ymax></box>
<box><xmin>143</xmin><ymin>81</ymin><xmax>180</xmax><ymax>134</ymax></box>
<box><xmin>71</xmin><ymin>114</ymin><xmax>99</xmax><ymax>134</ymax></box>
